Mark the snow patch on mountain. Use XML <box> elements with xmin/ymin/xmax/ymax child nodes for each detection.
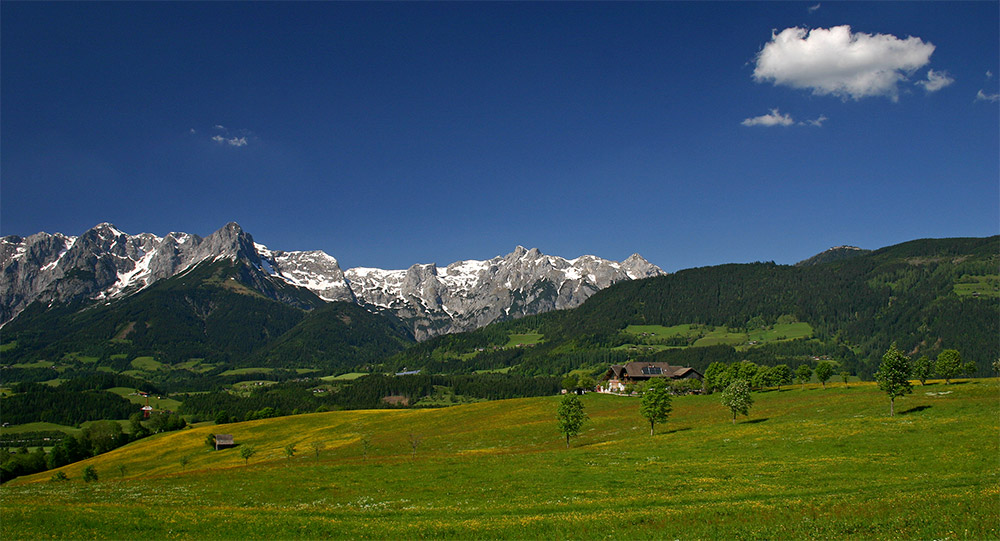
<box><xmin>1</xmin><ymin>222</ymin><xmax>665</xmax><ymax>339</ymax></box>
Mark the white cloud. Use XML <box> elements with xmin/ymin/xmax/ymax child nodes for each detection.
<box><xmin>752</xmin><ymin>25</ymin><xmax>936</xmax><ymax>101</ymax></box>
<box><xmin>803</xmin><ymin>114</ymin><xmax>828</xmax><ymax>127</ymax></box>
<box><xmin>808</xmin><ymin>3</ymin><xmax>821</xmax><ymax>14</ymax></box>
<box><xmin>975</xmin><ymin>89</ymin><xmax>1000</xmax><ymax>103</ymax></box>
<box><xmin>916</xmin><ymin>69</ymin><xmax>954</xmax><ymax>92</ymax></box>
<box><xmin>207</xmin><ymin>124</ymin><xmax>253</xmax><ymax>147</ymax></box>
<box><xmin>212</xmin><ymin>134</ymin><xmax>249</xmax><ymax>147</ymax></box>
<box><xmin>987</xmin><ymin>71</ymin><xmax>994</xmax><ymax>79</ymax></box>
<box><xmin>741</xmin><ymin>108</ymin><xmax>796</xmax><ymax>127</ymax></box>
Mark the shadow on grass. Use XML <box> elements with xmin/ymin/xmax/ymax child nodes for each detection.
<box><xmin>662</xmin><ymin>427</ymin><xmax>692</xmax><ymax>435</ymax></box>
<box><xmin>741</xmin><ymin>418</ymin><xmax>769</xmax><ymax>424</ymax></box>
<box><xmin>899</xmin><ymin>405</ymin><xmax>932</xmax><ymax>415</ymax></box>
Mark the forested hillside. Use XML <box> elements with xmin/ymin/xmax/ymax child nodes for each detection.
<box><xmin>1</xmin><ymin>236</ymin><xmax>996</xmax><ymax>431</ymax></box>
<box><xmin>390</xmin><ymin>237</ymin><xmax>999</xmax><ymax>379</ymax></box>
<box><xmin>0</xmin><ymin>259</ymin><xmax>414</xmax><ymax>377</ymax></box>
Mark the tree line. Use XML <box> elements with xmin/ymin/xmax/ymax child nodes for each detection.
<box><xmin>180</xmin><ymin>373</ymin><xmax>562</xmax><ymax>421</ymax></box>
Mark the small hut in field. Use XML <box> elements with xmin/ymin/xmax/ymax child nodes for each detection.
<box><xmin>214</xmin><ymin>434</ymin><xmax>235</xmax><ymax>450</ymax></box>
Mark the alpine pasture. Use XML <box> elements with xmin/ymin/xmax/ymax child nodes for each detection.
<box><xmin>2</xmin><ymin>380</ymin><xmax>996</xmax><ymax>539</ymax></box>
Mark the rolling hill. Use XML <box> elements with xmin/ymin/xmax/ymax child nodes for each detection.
<box><xmin>389</xmin><ymin>236</ymin><xmax>999</xmax><ymax>379</ymax></box>
<box><xmin>2</xmin><ymin>380</ymin><xmax>995</xmax><ymax>539</ymax></box>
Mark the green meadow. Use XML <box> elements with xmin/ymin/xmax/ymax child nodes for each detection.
<box><xmin>505</xmin><ymin>333</ymin><xmax>545</xmax><ymax>347</ymax></box>
<box><xmin>106</xmin><ymin>387</ymin><xmax>183</xmax><ymax>411</ymax></box>
<box><xmin>954</xmin><ymin>274</ymin><xmax>1000</xmax><ymax>298</ymax></box>
<box><xmin>623</xmin><ymin>322</ymin><xmax>815</xmax><ymax>350</ymax></box>
<box><xmin>2</xmin><ymin>380</ymin><xmax>996</xmax><ymax>539</ymax></box>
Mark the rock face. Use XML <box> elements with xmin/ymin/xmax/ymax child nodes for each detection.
<box><xmin>344</xmin><ymin>247</ymin><xmax>664</xmax><ymax>340</ymax></box>
<box><xmin>1</xmin><ymin>223</ymin><xmax>665</xmax><ymax>339</ymax></box>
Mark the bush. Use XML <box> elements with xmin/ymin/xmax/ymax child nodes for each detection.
<box><xmin>82</xmin><ymin>466</ymin><xmax>98</xmax><ymax>483</ymax></box>
<box><xmin>49</xmin><ymin>471</ymin><xmax>68</xmax><ymax>482</ymax></box>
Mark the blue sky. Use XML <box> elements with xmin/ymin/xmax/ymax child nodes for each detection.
<box><xmin>2</xmin><ymin>2</ymin><xmax>997</xmax><ymax>272</ymax></box>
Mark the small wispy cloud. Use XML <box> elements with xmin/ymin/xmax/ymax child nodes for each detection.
<box><xmin>197</xmin><ymin>124</ymin><xmax>254</xmax><ymax>147</ymax></box>
<box><xmin>741</xmin><ymin>109</ymin><xmax>827</xmax><ymax>128</ymax></box>
<box><xmin>975</xmin><ymin>89</ymin><xmax>1000</xmax><ymax>103</ymax></box>
<box><xmin>807</xmin><ymin>3</ymin><xmax>821</xmax><ymax>14</ymax></box>
<box><xmin>741</xmin><ymin>108</ymin><xmax>795</xmax><ymax>127</ymax></box>
<box><xmin>916</xmin><ymin>69</ymin><xmax>954</xmax><ymax>93</ymax></box>
<box><xmin>802</xmin><ymin>115</ymin><xmax>828</xmax><ymax>127</ymax></box>
<box><xmin>987</xmin><ymin>71</ymin><xmax>994</xmax><ymax>79</ymax></box>
<box><xmin>212</xmin><ymin>134</ymin><xmax>249</xmax><ymax>147</ymax></box>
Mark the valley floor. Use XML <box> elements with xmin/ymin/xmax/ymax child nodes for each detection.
<box><xmin>1</xmin><ymin>380</ymin><xmax>997</xmax><ymax>539</ymax></box>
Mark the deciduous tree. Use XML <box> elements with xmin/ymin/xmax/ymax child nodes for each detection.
<box><xmin>771</xmin><ymin>364</ymin><xmax>793</xmax><ymax>390</ymax></box>
<box><xmin>912</xmin><ymin>355</ymin><xmax>933</xmax><ymax>385</ymax></box>
<box><xmin>874</xmin><ymin>344</ymin><xmax>912</xmax><ymax>417</ymax></box>
<box><xmin>721</xmin><ymin>379</ymin><xmax>753</xmax><ymax>424</ymax></box>
<box><xmin>795</xmin><ymin>365</ymin><xmax>813</xmax><ymax>387</ymax></box>
<box><xmin>239</xmin><ymin>444</ymin><xmax>257</xmax><ymax>466</ymax></box>
<box><xmin>962</xmin><ymin>361</ymin><xmax>977</xmax><ymax>378</ymax></box>
<box><xmin>310</xmin><ymin>441</ymin><xmax>323</xmax><ymax>459</ymax></box>
<box><xmin>556</xmin><ymin>394</ymin><xmax>587</xmax><ymax>448</ymax></box>
<box><xmin>935</xmin><ymin>349</ymin><xmax>962</xmax><ymax>384</ymax></box>
<box><xmin>703</xmin><ymin>362</ymin><xmax>728</xmax><ymax>393</ymax></box>
<box><xmin>814</xmin><ymin>362</ymin><xmax>834</xmax><ymax>389</ymax></box>
<box><xmin>639</xmin><ymin>379</ymin><xmax>672</xmax><ymax>436</ymax></box>
<box><xmin>408</xmin><ymin>433</ymin><xmax>422</xmax><ymax>457</ymax></box>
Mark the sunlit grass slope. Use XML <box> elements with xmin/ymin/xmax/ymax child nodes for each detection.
<box><xmin>2</xmin><ymin>380</ymin><xmax>997</xmax><ymax>539</ymax></box>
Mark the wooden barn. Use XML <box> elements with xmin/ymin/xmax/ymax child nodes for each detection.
<box><xmin>214</xmin><ymin>434</ymin><xmax>235</xmax><ymax>450</ymax></box>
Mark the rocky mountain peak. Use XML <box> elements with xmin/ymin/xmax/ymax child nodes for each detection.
<box><xmin>1</xmin><ymin>223</ymin><xmax>665</xmax><ymax>340</ymax></box>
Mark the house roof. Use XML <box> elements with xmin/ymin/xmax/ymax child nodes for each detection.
<box><xmin>608</xmin><ymin>361</ymin><xmax>701</xmax><ymax>379</ymax></box>
<box><xmin>215</xmin><ymin>434</ymin><xmax>235</xmax><ymax>445</ymax></box>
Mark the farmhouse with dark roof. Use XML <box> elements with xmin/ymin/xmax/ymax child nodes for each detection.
<box><xmin>600</xmin><ymin>361</ymin><xmax>703</xmax><ymax>393</ymax></box>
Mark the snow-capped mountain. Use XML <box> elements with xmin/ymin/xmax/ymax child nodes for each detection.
<box><xmin>343</xmin><ymin>247</ymin><xmax>662</xmax><ymax>339</ymax></box>
<box><xmin>1</xmin><ymin>223</ymin><xmax>665</xmax><ymax>339</ymax></box>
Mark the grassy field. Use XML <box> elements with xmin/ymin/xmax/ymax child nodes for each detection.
<box><xmin>321</xmin><ymin>372</ymin><xmax>368</xmax><ymax>381</ymax></box>
<box><xmin>505</xmin><ymin>333</ymin><xmax>545</xmax><ymax>347</ymax></box>
<box><xmin>954</xmin><ymin>274</ymin><xmax>1000</xmax><ymax>298</ymax></box>
<box><xmin>9</xmin><ymin>360</ymin><xmax>56</xmax><ymax>369</ymax></box>
<box><xmin>106</xmin><ymin>387</ymin><xmax>183</xmax><ymax>411</ymax></box>
<box><xmin>129</xmin><ymin>356</ymin><xmax>163</xmax><ymax>372</ymax></box>
<box><xmin>621</xmin><ymin>322</ymin><xmax>814</xmax><ymax>350</ymax></box>
<box><xmin>2</xmin><ymin>380</ymin><xmax>996</xmax><ymax>539</ymax></box>
<box><xmin>0</xmin><ymin>422</ymin><xmax>82</xmax><ymax>437</ymax></box>
<box><xmin>219</xmin><ymin>367</ymin><xmax>275</xmax><ymax>377</ymax></box>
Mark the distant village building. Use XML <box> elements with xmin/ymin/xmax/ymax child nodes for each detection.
<box><xmin>600</xmin><ymin>361</ymin><xmax>703</xmax><ymax>393</ymax></box>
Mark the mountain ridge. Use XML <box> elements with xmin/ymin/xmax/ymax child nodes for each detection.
<box><xmin>1</xmin><ymin>222</ymin><xmax>664</xmax><ymax>339</ymax></box>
